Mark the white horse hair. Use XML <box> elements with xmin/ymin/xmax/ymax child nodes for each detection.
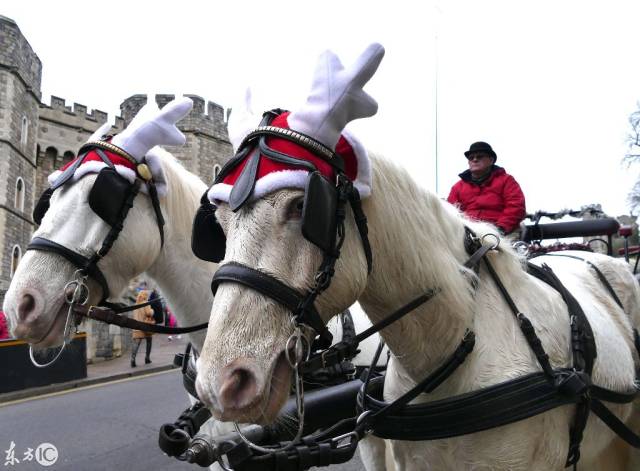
<box><xmin>196</xmin><ymin>151</ymin><xmax>640</xmax><ymax>470</ymax></box>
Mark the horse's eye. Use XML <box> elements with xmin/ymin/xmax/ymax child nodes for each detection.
<box><xmin>287</xmin><ymin>197</ymin><xmax>304</xmax><ymax>220</ymax></box>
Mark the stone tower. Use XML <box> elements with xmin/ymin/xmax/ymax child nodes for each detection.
<box><xmin>120</xmin><ymin>94</ymin><xmax>233</xmax><ymax>185</ymax></box>
<box><xmin>0</xmin><ymin>16</ymin><xmax>42</xmax><ymax>300</ymax></box>
<box><xmin>0</xmin><ymin>16</ymin><xmax>123</xmax><ymax>304</ymax></box>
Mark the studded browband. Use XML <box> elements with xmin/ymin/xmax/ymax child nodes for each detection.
<box><xmin>239</xmin><ymin>125</ymin><xmax>337</xmax><ymax>162</ymax></box>
<box><xmin>81</xmin><ymin>140</ymin><xmax>154</xmax><ymax>182</ymax></box>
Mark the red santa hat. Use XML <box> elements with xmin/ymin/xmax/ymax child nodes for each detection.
<box><xmin>48</xmin><ymin>97</ymin><xmax>193</xmax><ymax>196</ymax></box>
<box><xmin>208</xmin><ymin>43</ymin><xmax>385</xmax><ymax>205</ymax></box>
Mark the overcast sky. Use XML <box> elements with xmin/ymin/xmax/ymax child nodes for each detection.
<box><xmin>4</xmin><ymin>0</ymin><xmax>640</xmax><ymax>217</ymax></box>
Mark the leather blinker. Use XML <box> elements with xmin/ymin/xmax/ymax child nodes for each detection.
<box><xmin>191</xmin><ymin>172</ymin><xmax>338</xmax><ymax>263</ymax></box>
<box><xmin>191</xmin><ymin>191</ymin><xmax>226</xmax><ymax>263</ymax></box>
<box><xmin>302</xmin><ymin>171</ymin><xmax>338</xmax><ymax>253</ymax></box>
<box><xmin>88</xmin><ymin>167</ymin><xmax>133</xmax><ymax>226</ymax></box>
<box><xmin>33</xmin><ymin>187</ymin><xmax>54</xmax><ymax>225</ymax></box>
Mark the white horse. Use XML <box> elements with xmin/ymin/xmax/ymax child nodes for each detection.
<box><xmin>194</xmin><ymin>45</ymin><xmax>640</xmax><ymax>470</ymax></box>
<box><xmin>2</xmin><ymin>97</ymin><xmax>387</xmax><ymax>470</ymax></box>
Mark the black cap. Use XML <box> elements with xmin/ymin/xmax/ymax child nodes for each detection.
<box><xmin>464</xmin><ymin>141</ymin><xmax>497</xmax><ymax>160</ymax></box>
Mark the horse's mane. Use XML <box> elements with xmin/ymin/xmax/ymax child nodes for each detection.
<box><xmin>149</xmin><ymin>147</ymin><xmax>207</xmax><ymax>238</ymax></box>
<box><xmin>362</xmin><ymin>154</ymin><xmax>529</xmax><ymax>360</ymax></box>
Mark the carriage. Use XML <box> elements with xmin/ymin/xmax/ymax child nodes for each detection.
<box><xmin>5</xmin><ymin>43</ymin><xmax>640</xmax><ymax>471</ymax></box>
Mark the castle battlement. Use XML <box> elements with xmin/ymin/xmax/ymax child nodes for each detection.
<box><xmin>120</xmin><ymin>94</ymin><xmax>229</xmax><ymax>142</ymax></box>
<box><xmin>46</xmin><ymin>95</ymin><xmax>115</xmax><ymax>124</ymax></box>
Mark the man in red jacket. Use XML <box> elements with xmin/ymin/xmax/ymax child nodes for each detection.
<box><xmin>447</xmin><ymin>141</ymin><xmax>526</xmax><ymax>235</ymax></box>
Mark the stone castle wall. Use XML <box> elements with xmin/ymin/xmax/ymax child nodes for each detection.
<box><xmin>0</xmin><ymin>17</ymin><xmax>40</xmax><ymax>298</ymax></box>
<box><xmin>35</xmin><ymin>98</ymin><xmax>123</xmax><ymax>198</ymax></box>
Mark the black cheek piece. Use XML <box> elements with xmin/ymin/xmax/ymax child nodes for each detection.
<box><xmin>191</xmin><ymin>170</ymin><xmax>338</xmax><ymax>263</ymax></box>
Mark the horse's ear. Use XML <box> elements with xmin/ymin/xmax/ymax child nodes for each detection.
<box><xmin>89</xmin><ymin>168</ymin><xmax>132</xmax><ymax>226</ymax></box>
<box><xmin>191</xmin><ymin>193</ymin><xmax>226</xmax><ymax>263</ymax></box>
<box><xmin>87</xmin><ymin>121</ymin><xmax>114</xmax><ymax>142</ymax></box>
<box><xmin>228</xmin><ymin>87</ymin><xmax>260</xmax><ymax>152</ymax></box>
<box><xmin>302</xmin><ymin>171</ymin><xmax>337</xmax><ymax>252</ymax></box>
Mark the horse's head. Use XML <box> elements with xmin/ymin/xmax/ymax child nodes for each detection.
<box><xmin>195</xmin><ymin>44</ymin><xmax>384</xmax><ymax>423</ymax></box>
<box><xmin>3</xmin><ymin>97</ymin><xmax>193</xmax><ymax>348</ymax></box>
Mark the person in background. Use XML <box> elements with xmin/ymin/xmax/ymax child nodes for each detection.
<box><xmin>149</xmin><ymin>289</ymin><xmax>165</xmax><ymax>325</ymax></box>
<box><xmin>131</xmin><ymin>290</ymin><xmax>154</xmax><ymax>367</ymax></box>
<box><xmin>0</xmin><ymin>311</ymin><xmax>10</xmax><ymax>340</ymax></box>
<box><xmin>447</xmin><ymin>141</ymin><xmax>526</xmax><ymax>235</ymax></box>
<box><xmin>166</xmin><ymin>308</ymin><xmax>181</xmax><ymax>341</ymax></box>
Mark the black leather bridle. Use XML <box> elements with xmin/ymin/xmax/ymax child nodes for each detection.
<box><xmin>207</xmin><ymin>110</ymin><xmax>372</xmax><ymax>349</ymax></box>
<box><xmin>27</xmin><ymin>141</ymin><xmax>165</xmax><ymax>306</ymax></box>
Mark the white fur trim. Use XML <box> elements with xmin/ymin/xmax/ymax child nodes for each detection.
<box><xmin>209</xmin><ymin>170</ymin><xmax>309</xmax><ymax>203</ymax></box>
<box><xmin>341</xmin><ymin>128</ymin><xmax>372</xmax><ymax>198</ymax></box>
<box><xmin>208</xmin><ymin>182</ymin><xmax>232</xmax><ymax>202</ymax></box>
<box><xmin>46</xmin><ymin>156</ymin><xmax>167</xmax><ymax>197</ymax></box>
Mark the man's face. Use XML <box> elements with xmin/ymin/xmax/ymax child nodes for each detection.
<box><xmin>466</xmin><ymin>152</ymin><xmax>494</xmax><ymax>175</ymax></box>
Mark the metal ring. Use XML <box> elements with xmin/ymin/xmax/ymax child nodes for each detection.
<box><xmin>481</xmin><ymin>233</ymin><xmax>500</xmax><ymax>250</ymax></box>
<box><xmin>64</xmin><ymin>279</ymin><xmax>89</xmax><ymax>305</ymax></box>
<box><xmin>285</xmin><ymin>330</ymin><xmax>310</xmax><ymax>368</ymax></box>
<box><xmin>356</xmin><ymin>410</ymin><xmax>372</xmax><ymax>425</ymax></box>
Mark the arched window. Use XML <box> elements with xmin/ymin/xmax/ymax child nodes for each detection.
<box><xmin>20</xmin><ymin>117</ymin><xmax>28</xmax><ymax>149</ymax></box>
<box><xmin>213</xmin><ymin>164</ymin><xmax>222</xmax><ymax>181</ymax></box>
<box><xmin>14</xmin><ymin>177</ymin><xmax>25</xmax><ymax>212</ymax></box>
<box><xmin>10</xmin><ymin>245</ymin><xmax>21</xmax><ymax>278</ymax></box>
<box><xmin>63</xmin><ymin>151</ymin><xmax>75</xmax><ymax>165</ymax></box>
<box><xmin>45</xmin><ymin>146</ymin><xmax>58</xmax><ymax>161</ymax></box>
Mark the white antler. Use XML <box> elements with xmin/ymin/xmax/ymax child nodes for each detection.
<box><xmin>288</xmin><ymin>43</ymin><xmax>385</xmax><ymax>150</ymax></box>
<box><xmin>112</xmin><ymin>96</ymin><xmax>193</xmax><ymax>160</ymax></box>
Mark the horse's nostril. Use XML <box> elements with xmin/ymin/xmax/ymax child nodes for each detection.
<box><xmin>219</xmin><ymin>367</ymin><xmax>259</xmax><ymax>410</ymax></box>
<box><xmin>18</xmin><ymin>294</ymin><xmax>36</xmax><ymax>321</ymax></box>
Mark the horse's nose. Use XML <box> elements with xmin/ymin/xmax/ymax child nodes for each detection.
<box><xmin>217</xmin><ymin>359</ymin><xmax>261</xmax><ymax>411</ymax></box>
<box><xmin>18</xmin><ymin>293</ymin><xmax>36</xmax><ymax>321</ymax></box>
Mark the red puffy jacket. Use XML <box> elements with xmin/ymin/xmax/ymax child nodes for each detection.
<box><xmin>0</xmin><ymin>311</ymin><xmax>9</xmax><ymax>340</ymax></box>
<box><xmin>447</xmin><ymin>166</ymin><xmax>526</xmax><ymax>234</ymax></box>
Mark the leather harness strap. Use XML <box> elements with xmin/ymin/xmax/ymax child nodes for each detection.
<box><xmin>211</xmin><ymin>261</ymin><xmax>330</xmax><ymax>344</ymax></box>
<box><xmin>27</xmin><ymin>237</ymin><xmax>111</xmax><ymax>301</ymax></box>
<box><xmin>353</xmin><ymin>228</ymin><xmax>639</xmax><ymax>469</ymax></box>
<box><xmin>70</xmin><ymin>303</ymin><xmax>208</xmax><ymax>335</ymax></box>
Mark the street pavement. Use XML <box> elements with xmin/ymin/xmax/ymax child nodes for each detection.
<box><xmin>0</xmin><ymin>336</ymin><xmax>366</xmax><ymax>470</ymax></box>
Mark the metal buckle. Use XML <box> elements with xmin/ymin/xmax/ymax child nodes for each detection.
<box><xmin>330</xmin><ymin>431</ymin><xmax>359</xmax><ymax>449</ymax></box>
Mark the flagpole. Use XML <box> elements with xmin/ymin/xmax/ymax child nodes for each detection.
<box><xmin>434</xmin><ymin>3</ymin><xmax>441</xmax><ymax>195</ymax></box>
